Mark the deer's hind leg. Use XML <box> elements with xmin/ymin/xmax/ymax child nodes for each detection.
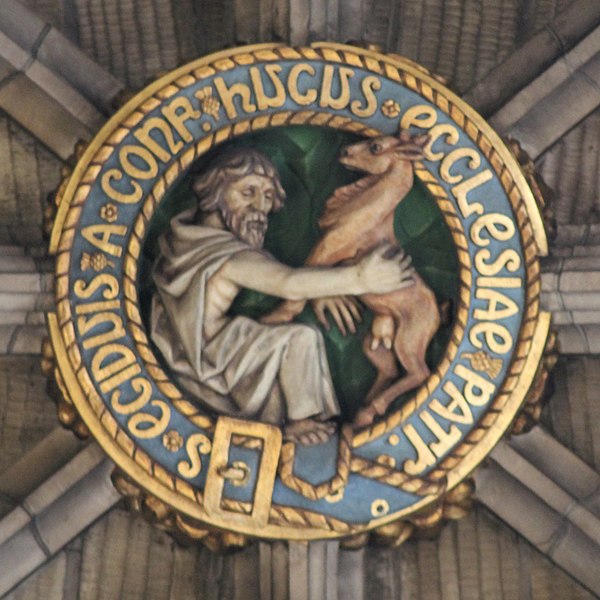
<box><xmin>361</xmin><ymin>329</ymin><xmax>399</xmax><ymax>403</ymax></box>
<box><xmin>354</xmin><ymin>316</ymin><xmax>432</xmax><ymax>428</ymax></box>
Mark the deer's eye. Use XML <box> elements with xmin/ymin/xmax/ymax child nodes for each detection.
<box><xmin>370</xmin><ymin>142</ymin><xmax>383</xmax><ymax>154</ymax></box>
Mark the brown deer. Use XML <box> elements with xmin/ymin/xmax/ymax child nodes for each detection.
<box><xmin>262</xmin><ymin>130</ymin><xmax>441</xmax><ymax>427</ymax></box>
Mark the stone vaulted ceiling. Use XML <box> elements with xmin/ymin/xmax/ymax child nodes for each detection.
<box><xmin>1</xmin><ymin>0</ymin><xmax>600</xmax><ymax>598</ymax></box>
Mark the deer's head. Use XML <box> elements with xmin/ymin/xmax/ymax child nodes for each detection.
<box><xmin>339</xmin><ymin>130</ymin><xmax>429</xmax><ymax>175</ymax></box>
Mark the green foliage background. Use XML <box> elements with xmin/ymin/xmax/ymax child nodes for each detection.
<box><xmin>141</xmin><ymin>126</ymin><xmax>458</xmax><ymax>419</ymax></box>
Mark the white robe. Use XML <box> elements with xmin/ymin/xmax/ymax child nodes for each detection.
<box><xmin>150</xmin><ymin>209</ymin><xmax>340</xmax><ymax>424</ymax></box>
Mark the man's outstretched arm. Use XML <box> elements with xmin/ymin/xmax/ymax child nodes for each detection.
<box><xmin>219</xmin><ymin>244</ymin><xmax>414</xmax><ymax>300</ymax></box>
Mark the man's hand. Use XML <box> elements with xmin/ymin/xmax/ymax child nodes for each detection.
<box><xmin>356</xmin><ymin>243</ymin><xmax>415</xmax><ymax>295</ymax></box>
<box><xmin>312</xmin><ymin>296</ymin><xmax>362</xmax><ymax>335</ymax></box>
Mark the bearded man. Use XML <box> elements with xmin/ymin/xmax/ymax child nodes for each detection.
<box><xmin>150</xmin><ymin>149</ymin><xmax>414</xmax><ymax>445</ymax></box>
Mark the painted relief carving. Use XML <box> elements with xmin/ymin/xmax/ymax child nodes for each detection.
<box><xmin>262</xmin><ymin>130</ymin><xmax>440</xmax><ymax>428</ymax></box>
<box><xmin>46</xmin><ymin>43</ymin><xmax>553</xmax><ymax>543</ymax></box>
<box><xmin>149</xmin><ymin>147</ymin><xmax>414</xmax><ymax>445</ymax></box>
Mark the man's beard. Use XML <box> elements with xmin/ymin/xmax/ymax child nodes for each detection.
<box><xmin>223</xmin><ymin>207</ymin><xmax>268</xmax><ymax>248</ymax></box>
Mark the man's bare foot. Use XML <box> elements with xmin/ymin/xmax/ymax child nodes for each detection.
<box><xmin>284</xmin><ymin>418</ymin><xmax>336</xmax><ymax>446</ymax></box>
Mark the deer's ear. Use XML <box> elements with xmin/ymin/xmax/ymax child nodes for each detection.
<box><xmin>413</xmin><ymin>133</ymin><xmax>431</xmax><ymax>147</ymax></box>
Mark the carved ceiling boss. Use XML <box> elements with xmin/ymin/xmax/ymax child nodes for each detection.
<box><xmin>46</xmin><ymin>43</ymin><xmax>552</xmax><ymax>542</ymax></box>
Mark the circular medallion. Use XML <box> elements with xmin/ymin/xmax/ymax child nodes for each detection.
<box><xmin>48</xmin><ymin>42</ymin><xmax>551</xmax><ymax>541</ymax></box>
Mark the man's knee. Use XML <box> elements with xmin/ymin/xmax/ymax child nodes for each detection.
<box><xmin>290</xmin><ymin>324</ymin><xmax>321</xmax><ymax>345</ymax></box>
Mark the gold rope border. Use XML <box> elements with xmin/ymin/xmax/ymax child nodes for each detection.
<box><xmin>51</xmin><ymin>43</ymin><xmax>543</xmax><ymax>535</ymax></box>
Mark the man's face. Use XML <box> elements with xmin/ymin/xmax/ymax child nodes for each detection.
<box><xmin>221</xmin><ymin>174</ymin><xmax>276</xmax><ymax>248</ymax></box>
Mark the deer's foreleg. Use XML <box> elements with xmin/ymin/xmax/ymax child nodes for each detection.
<box><xmin>305</xmin><ymin>230</ymin><xmax>359</xmax><ymax>267</ymax></box>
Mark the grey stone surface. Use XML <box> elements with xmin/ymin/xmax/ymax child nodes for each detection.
<box><xmin>35</xmin><ymin>460</ymin><xmax>120</xmax><ymax>555</ymax></box>
<box><xmin>475</xmin><ymin>454</ymin><xmax>600</xmax><ymax>597</ymax></box>
<box><xmin>9</xmin><ymin>325</ymin><xmax>48</xmax><ymax>354</ymax></box>
<box><xmin>556</xmin><ymin>325</ymin><xmax>600</xmax><ymax>354</ymax></box>
<box><xmin>0</xmin><ymin>0</ymin><xmax>124</xmax><ymax>159</ymax></box>
<box><xmin>1</xmin><ymin>1</ymin><xmax>600</xmax><ymax>599</ymax></box>
<box><xmin>338</xmin><ymin>548</ymin><xmax>364</xmax><ymax>600</ymax></box>
<box><xmin>24</xmin><ymin>444</ymin><xmax>105</xmax><ymax>516</ymax></box>
<box><xmin>0</xmin><ymin>455</ymin><xmax>119</xmax><ymax>598</ymax></box>
<box><xmin>490</xmin><ymin>25</ymin><xmax>600</xmax><ymax>158</ymax></box>
<box><xmin>541</xmin><ymin>357</ymin><xmax>600</xmax><ymax>470</ymax></box>
<box><xmin>494</xmin><ymin>435</ymin><xmax>600</xmax><ymax>545</ymax></box>
<box><xmin>0</xmin><ymin>528</ymin><xmax>49</xmax><ymax>597</ymax></box>
<box><xmin>464</xmin><ymin>0</ymin><xmax>600</xmax><ymax>116</ymax></box>
<box><xmin>0</xmin><ymin>506</ymin><xmax>29</xmax><ymax>547</ymax></box>
<box><xmin>0</xmin><ymin>356</ymin><xmax>59</xmax><ymax>475</ymax></box>
<box><xmin>510</xmin><ymin>427</ymin><xmax>600</xmax><ymax>517</ymax></box>
<box><xmin>0</xmin><ymin>428</ymin><xmax>82</xmax><ymax>518</ymax></box>
<box><xmin>538</xmin><ymin>108</ymin><xmax>600</xmax><ymax>228</ymax></box>
<box><xmin>0</xmin><ymin>0</ymin><xmax>122</xmax><ymax>112</ymax></box>
<box><xmin>289</xmin><ymin>542</ymin><xmax>309</xmax><ymax>600</ymax></box>
<box><xmin>492</xmin><ymin>26</ymin><xmax>600</xmax><ymax>131</ymax></box>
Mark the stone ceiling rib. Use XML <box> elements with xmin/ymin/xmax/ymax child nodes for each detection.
<box><xmin>0</xmin><ymin>0</ymin><xmax>122</xmax><ymax>114</ymax></box>
<box><xmin>3</xmin><ymin>425</ymin><xmax>600</xmax><ymax>598</ymax></box>
<box><xmin>0</xmin><ymin>445</ymin><xmax>119</xmax><ymax>598</ymax></box>
<box><xmin>464</xmin><ymin>0</ymin><xmax>600</xmax><ymax>117</ymax></box>
<box><xmin>73</xmin><ymin>0</ymin><xmax>196</xmax><ymax>89</ymax></box>
<box><xmin>475</xmin><ymin>427</ymin><xmax>600</xmax><ymax>597</ymax></box>
<box><xmin>0</xmin><ymin>0</ymin><xmax>122</xmax><ymax>160</ymax></box>
<box><xmin>489</xmin><ymin>24</ymin><xmax>600</xmax><ymax>159</ymax></box>
<box><xmin>0</xmin><ymin>246</ymin><xmax>52</xmax><ymax>356</ymax></box>
<box><xmin>0</xmin><ymin>428</ymin><xmax>82</xmax><ymax>520</ymax></box>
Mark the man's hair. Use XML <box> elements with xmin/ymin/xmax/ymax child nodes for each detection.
<box><xmin>191</xmin><ymin>148</ymin><xmax>286</xmax><ymax>213</ymax></box>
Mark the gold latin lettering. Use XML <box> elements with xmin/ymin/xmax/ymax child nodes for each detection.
<box><xmin>454</xmin><ymin>364</ymin><xmax>496</xmax><ymax>406</ymax></box>
<box><xmin>161</xmin><ymin>97</ymin><xmax>201</xmax><ymax>143</ymax></box>
<box><xmin>178</xmin><ymin>433</ymin><xmax>212</xmax><ymax>478</ymax></box>
<box><xmin>350</xmin><ymin>75</ymin><xmax>381</xmax><ymax>118</ymax></box>
<box><xmin>452</xmin><ymin>169</ymin><xmax>493</xmax><ymax>218</ymax></box>
<box><xmin>250</xmin><ymin>65</ymin><xmax>286</xmax><ymax>110</ymax></box>
<box><xmin>402</xmin><ymin>423</ymin><xmax>436</xmax><ymax>475</ymax></box>
<box><xmin>320</xmin><ymin>65</ymin><xmax>354</xmax><ymax>110</ymax></box>
<box><xmin>133</xmin><ymin>117</ymin><xmax>183</xmax><ymax>162</ymax></box>
<box><xmin>128</xmin><ymin>399</ymin><xmax>171</xmax><ymax>439</ymax></box>
<box><xmin>470</xmin><ymin>322</ymin><xmax>513</xmax><ymax>354</ymax></box>
<box><xmin>474</xmin><ymin>248</ymin><xmax>521</xmax><ymax>276</ymax></box>
<box><xmin>424</xmin><ymin>124</ymin><xmax>460</xmax><ymax>161</ymax></box>
<box><xmin>81</xmin><ymin>224</ymin><xmax>127</xmax><ymax>257</ymax></box>
<box><xmin>91</xmin><ymin>343</ymin><xmax>137</xmax><ymax>383</ymax></box>
<box><xmin>430</xmin><ymin>381</ymin><xmax>474</xmax><ymax>425</ymax></box>
<box><xmin>119</xmin><ymin>145</ymin><xmax>158</xmax><ymax>180</ymax></box>
<box><xmin>440</xmin><ymin>148</ymin><xmax>482</xmax><ymax>184</ymax></box>
<box><xmin>477</xmin><ymin>276</ymin><xmax>522</xmax><ymax>288</ymax></box>
<box><xmin>471</xmin><ymin>213</ymin><xmax>515</xmax><ymax>246</ymax></box>
<box><xmin>75</xmin><ymin>300</ymin><xmax>120</xmax><ymax>314</ymax></box>
<box><xmin>101</xmin><ymin>169</ymin><xmax>143</xmax><ymax>204</ymax></box>
<box><xmin>214</xmin><ymin>77</ymin><xmax>257</xmax><ymax>119</ymax></box>
<box><xmin>111</xmin><ymin>377</ymin><xmax>152</xmax><ymax>415</ymax></box>
<box><xmin>474</xmin><ymin>288</ymin><xmax>519</xmax><ymax>322</ymax></box>
<box><xmin>420</xmin><ymin>411</ymin><xmax>462</xmax><ymax>458</ymax></box>
<box><xmin>73</xmin><ymin>273</ymin><xmax>119</xmax><ymax>300</ymax></box>
<box><xmin>400</xmin><ymin>104</ymin><xmax>437</xmax><ymax>131</ymax></box>
<box><xmin>77</xmin><ymin>311</ymin><xmax>126</xmax><ymax>350</ymax></box>
<box><xmin>288</xmin><ymin>63</ymin><xmax>318</xmax><ymax>106</ymax></box>
<box><xmin>99</xmin><ymin>363</ymin><xmax>142</xmax><ymax>394</ymax></box>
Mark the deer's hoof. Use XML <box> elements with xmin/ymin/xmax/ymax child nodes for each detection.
<box><xmin>353</xmin><ymin>407</ymin><xmax>376</xmax><ymax>428</ymax></box>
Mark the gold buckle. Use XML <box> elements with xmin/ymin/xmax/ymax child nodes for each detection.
<box><xmin>204</xmin><ymin>417</ymin><xmax>282</xmax><ymax>527</ymax></box>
